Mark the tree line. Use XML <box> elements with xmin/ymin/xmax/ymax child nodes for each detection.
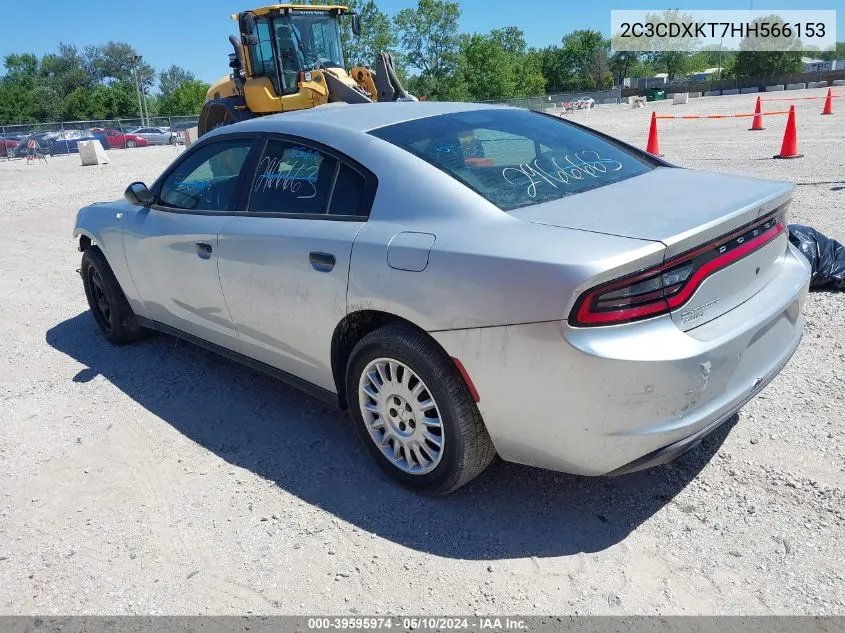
<box><xmin>0</xmin><ymin>41</ymin><xmax>208</xmax><ymax>125</ymax></box>
<box><xmin>2</xmin><ymin>0</ymin><xmax>843</xmax><ymax>124</ymax></box>
<box><xmin>343</xmin><ymin>1</ymin><xmax>844</xmax><ymax>99</ymax></box>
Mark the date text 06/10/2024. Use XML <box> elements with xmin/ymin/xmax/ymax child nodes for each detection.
<box><xmin>307</xmin><ymin>617</ymin><xmax>528</xmax><ymax>630</ymax></box>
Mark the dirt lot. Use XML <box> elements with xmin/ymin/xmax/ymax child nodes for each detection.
<box><xmin>1</xmin><ymin>88</ymin><xmax>843</xmax><ymax>615</ymax></box>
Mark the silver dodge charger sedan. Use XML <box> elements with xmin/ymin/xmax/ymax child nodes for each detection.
<box><xmin>74</xmin><ymin>102</ymin><xmax>811</xmax><ymax>494</ymax></box>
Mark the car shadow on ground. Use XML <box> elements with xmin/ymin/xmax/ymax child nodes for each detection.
<box><xmin>47</xmin><ymin>312</ymin><xmax>735</xmax><ymax>560</ymax></box>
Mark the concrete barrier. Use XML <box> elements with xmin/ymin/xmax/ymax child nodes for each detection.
<box><xmin>834</xmin><ymin>79</ymin><xmax>845</xmax><ymax>87</ymax></box>
<box><xmin>688</xmin><ymin>92</ymin><xmax>702</xmax><ymax>98</ymax></box>
<box><xmin>765</xmin><ymin>84</ymin><xmax>785</xmax><ymax>91</ymax></box>
<box><xmin>672</xmin><ymin>92</ymin><xmax>689</xmax><ymax>104</ymax></box>
<box><xmin>786</xmin><ymin>83</ymin><xmax>806</xmax><ymax>90</ymax></box>
<box><xmin>722</xmin><ymin>88</ymin><xmax>740</xmax><ymax>95</ymax></box>
<box><xmin>78</xmin><ymin>140</ymin><xmax>109</xmax><ymax>166</ymax></box>
<box><xmin>740</xmin><ymin>87</ymin><xmax>759</xmax><ymax>94</ymax></box>
<box><xmin>807</xmin><ymin>81</ymin><xmax>828</xmax><ymax>89</ymax></box>
<box><xmin>704</xmin><ymin>90</ymin><xmax>721</xmax><ymax>96</ymax></box>
<box><xmin>184</xmin><ymin>127</ymin><xmax>199</xmax><ymax>148</ymax></box>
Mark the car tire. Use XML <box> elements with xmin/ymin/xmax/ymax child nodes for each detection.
<box><xmin>81</xmin><ymin>247</ymin><xmax>142</xmax><ymax>345</ymax></box>
<box><xmin>346</xmin><ymin>324</ymin><xmax>495</xmax><ymax>495</ymax></box>
<box><xmin>126</xmin><ymin>140</ymin><xmax>136</xmax><ymax>149</ymax></box>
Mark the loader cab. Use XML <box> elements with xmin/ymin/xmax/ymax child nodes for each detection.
<box><xmin>240</xmin><ymin>7</ymin><xmax>352</xmax><ymax>97</ymax></box>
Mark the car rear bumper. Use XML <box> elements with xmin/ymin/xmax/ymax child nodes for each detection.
<box><xmin>431</xmin><ymin>243</ymin><xmax>811</xmax><ymax>475</ymax></box>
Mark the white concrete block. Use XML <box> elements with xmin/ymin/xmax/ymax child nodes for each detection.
<box><xmin>833</xmin><ymin>79</ymin><xmax>845</xmax><ymax>86</ymax></box>
<box><xmin>78</xmin><ymin>140</ymin><xmax>109</xmax><ymax>166</ymax></box>
<box><xmin>807</xmin><ymin>81</ymin><xmax>828</xmax><ymax>89</ymax></box>
<box><xmin>722</xmin><ymin>88</ymin><xmax>740</xmax><ymax>95</ymax></box>
<box><xmin>672</xmin><ymin>92</ymin><xmax>689</xmax><ymax>104</ymax></box>
<box><xmin>765</xmin><ymin>84</ymin><xmax>785</xmax><ymax>91</ymax></box>
<box><xmin>704</xmin><ymin>90</ymin><xmax>721</xmax><ymax>96</ymax></box>
<box><xmin>740</xmin><ymin>87</ymin><xmax>759</xmax><ymax>94</ymax></box>
<box><xmin>688</xmin><ymin>92</ymin><xmax>702</xmax><ymax>98</ymax></box>
<box><xmin>786</xmin><ymin>83</ymin><xmax>806</xmax><ymax>90</ymax></box>
<box><xmin>184</xmin><ymin>127</ymin><xmax>199</xmax><ymax>148</ymax></box>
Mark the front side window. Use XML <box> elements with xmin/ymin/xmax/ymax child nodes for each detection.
<box><xmin>305</xmin><ymin>17</ymin><xmax>345</xmax><ymax>68</ymax></box>
<box><xmin>370</xmin><ymin>109</ymin><xmax>654</xmax><ymax>212</ymax></box>
<box><xmin>158</xmin><ymin>139</ymin><xmax>253</xmax><ymax>212</ymax></box>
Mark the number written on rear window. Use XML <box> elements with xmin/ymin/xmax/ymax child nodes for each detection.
<box><xmin>248</xmin><ymin>140</ymin><xmax>368</xmax><ymax>217</ymax></box>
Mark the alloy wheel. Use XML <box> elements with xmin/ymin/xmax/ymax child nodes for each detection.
<box><xmin>89</xmin><ymin>268</ymin><xmax>112</xmax><ymax>333</ymax></box>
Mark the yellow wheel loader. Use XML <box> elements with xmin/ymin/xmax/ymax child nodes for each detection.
<box><xmin>198</xmin><ymin>4</ymin><xmax>414</xmax><ymax>136</ymax></box>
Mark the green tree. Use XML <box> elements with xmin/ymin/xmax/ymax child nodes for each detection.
<box><xmin>816</xmin><ymin>42</ymin><xmax>845</xmax><ymax>62</ymax></box>
<box><xmin>61</xmin><ymin>87</ymin><xmax>94</xmax><ymax>120</ymax></box>
<box><xmin>517</xmin><ymin>49</ymin><xmax>547</xmax><ymax>97</ymax></box>
<box><xmin>608</xmin><ymin>51</ymin><xmax>639</xmax><ymax>86</ymax></box>
<box><xmin>159</xmin><ymin>65</ymin><xmax>195</xmax><ymax>99</ymax></box>
<box><xmin>458</xmin><ymin>33</ymin><xmax>517</xmax><ymax>101</ymax></box>
<box><xmin>41</xmin><ymin>44</ymin><xmax>92</xmax><ymax>96</ymax></box>
<box><xmin>456</xmin><ymin>28</ymin><xmax>545</xmax><ymax>101</ymax></box>
<box><xmin>158</xmin><ymin>80</ymin><xmax>211</xmax><ymax>115</ymax></box>
<box><xmin>562</xmin><ymin>29</ymin><xmax>610</xmax><ymax>89</ymax></box>
<box><xmin>394</xmin><ymin>0</ymin><xmax>462</xmax><ymax>100</ymax></box>
<box><xmin>639</xmin><ymin>10</ymin><xmax>700</xmax><ymax>80</ymax></box>
<box><xmin>85</xmin><ymin>41</ymin><xmax>155</xmax><ymax>89</ymax></box>
<box><xmin>733</xmin><ymin>15</ymin><xmax>803</xmax><ymax>77</ymax></box>
<box><xmin>734</xmin><ymin>50</ymin><xmax>802</xmax><ymax>77</ymax></box>
<box><xmin>345</xmin><ymin>0</ymin><xmax>400</xmax><ymax>68</ymax></box>
<box><xmin>538</xmin><ymin>46</ymin><xmax>577</xmax><ymax>93</ymax></box>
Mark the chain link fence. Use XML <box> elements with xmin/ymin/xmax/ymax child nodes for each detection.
<box><xmin>622</xmin><ymin>68</ymin><xmax>845</xmax><ymax>98</ymax></box>
<box><xmin>479</xmin><ymin>88</ymin><xmax>623</xmax><ymax>112</ymax></box>
<box><xmin>1</xmin><ymin>115</ymin><xmax>199</xmax><ymax>160</ymax></box>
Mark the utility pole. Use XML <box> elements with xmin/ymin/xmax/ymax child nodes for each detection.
<box><xmin>718</xmin><ymin>36</ymin><xmax>723</xmax><ymax>80</ymax></box>
<box><xmin>132</xmin><ymin>56</ymin><xmax>145</xmax><ymax>126</ymax></box>
<box><xmin>132</xmin><ymin>55</ymin><xmax>150</xmax><ymax>126</ymax></box>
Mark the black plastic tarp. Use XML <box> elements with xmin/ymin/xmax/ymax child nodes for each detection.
<box><xmin>788</xmin><ymin>224</ymin><xmax>845</xmax><ymax>291</ymax></box>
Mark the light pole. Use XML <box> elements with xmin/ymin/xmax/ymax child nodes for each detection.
<box><xmin>132</xmin><ymin>55</ymin><xmax>149</xmax><ymax>126</ymax></box>
<box><xmin>718</xmin><ymin>36</ymin><xmax>723</xmax><ymax>80</ymax></box>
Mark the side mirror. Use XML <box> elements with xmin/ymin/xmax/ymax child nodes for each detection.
<box><xmin>240</xmin><ymin>11</ymin><xmax>256</xmax><ymax>36</ymax></box>
<box><xmin>125</xmin><ymin>181</ymin><xmax>153</xmax><ymax>206</ymax></box>
<box><xmin>351</xmin><ymin>12</ymin><xmax>361</xmax><ymax>36</ymax></box>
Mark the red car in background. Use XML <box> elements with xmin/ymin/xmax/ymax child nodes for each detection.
<box><xmin>0</xmin><ymin>138</ymin><xmax>20</xmax><ymax>154</ymax></box>
<box><xmin>90</xmin><ymin>129</ymin><xmax>150</xmax><ymax>149</ymax></box>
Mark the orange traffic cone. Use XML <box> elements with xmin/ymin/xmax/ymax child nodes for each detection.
<box><xmin>821</xmin><ymin>88</ymin><xmax>833</xmax><ymax>115</ymax></box>
<box><xmin>774</xmin><ymin>105</ymin><xmax>803</xmax><ymax>159</ymax></box>
<box><xmin>749</xmin><ymin>96</ymin><xmax>764</xmax><ymax>130</ymax></box>
<box><xmin>646</xmin><ymin>111</ymin><xmax>663</xmax><ymax>156</ymax></box>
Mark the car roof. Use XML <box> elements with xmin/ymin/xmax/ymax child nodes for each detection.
<box><xmin>231</xmin><ymin>101</ymin><xmax>510</xmax><ymax>135</ymax></box>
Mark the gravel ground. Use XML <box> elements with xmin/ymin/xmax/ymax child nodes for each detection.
<box><xmin>0</xmin><ymin>88</ymin><xmax>843</xmax><ymax>615</ymax></box>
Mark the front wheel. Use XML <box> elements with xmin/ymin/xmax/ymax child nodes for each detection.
<box><xmin>347</xmin><ymin>325</ymin><xmax>495</xmax><ymax>494</ymax></box>
<box><xmin>81</xmin><ymin>247</ymin><xmax>142</xmax><ymax>345</ymax></box>
<box><xmin>125</xmin><ymin>140</ymin><xmax>136</xmax><ymax>149</ymax></box>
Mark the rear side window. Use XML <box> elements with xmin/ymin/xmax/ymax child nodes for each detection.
<box><xmin>329</xmin><ymin>164</ymin><xmax>366</xmax><ymax>215</ymax></box>
<box><xmin>249</xmin><ymin>140</ymin><xmax>336</xmax><ymax>214</ymax></box>
<box><xmin>370</xmin><ymin>108</ymin><xmax>653</xmax><ymax>211</ymax></box>
<box><xmin>248</xmin><ymin>139</ymin><xmax>370</xmax><ymax>217</ymax></box>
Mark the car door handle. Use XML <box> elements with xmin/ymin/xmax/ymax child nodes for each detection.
<box><xmin>196</xmin><ymin>242</ymin><xmax>213</xmax><ymax>259</ymax></box>
<box><xmin>309</xmin><ymin>252</ymin><xmax>336</xmax><ymax>272</ymax></box>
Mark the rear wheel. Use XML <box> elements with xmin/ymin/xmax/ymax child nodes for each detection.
<box><xmin>81</xmin><ymin>247</ymin><xmax>141</xmax><ymax>345</ymax></box>
<box><xmin>347</xmin><ymin>325</ymin><xmax>495</xmax><ymax>494</ymax></box>
<box><xmin>125</xmin><ymin>139</ymin><xmax>136</xmax><ymax>149</ymax></box>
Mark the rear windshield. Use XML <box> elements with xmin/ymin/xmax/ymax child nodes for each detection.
<box><xmin>370</xmin><ymin>108</ymin><xmax>654</xmax><ymax>211</ymax></box>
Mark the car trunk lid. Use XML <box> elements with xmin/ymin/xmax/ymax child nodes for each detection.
<box><xmin>511</xmin><ymin>167</ymin><xmax>793</xmax><ymax>330</ymax></box>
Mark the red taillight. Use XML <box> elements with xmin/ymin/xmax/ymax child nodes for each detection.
<box><xmin>570</xmin><ymin>217</ymin><xmax>786</xmax><ymax>327</ymax></box>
